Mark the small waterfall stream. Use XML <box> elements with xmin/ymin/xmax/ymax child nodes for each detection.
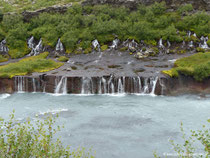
<box><xmin>55</xmin><ymin>76</ymin><xmax>67</xmax><ymax>94</ymax></box>
<box><xmin>15</xmin><ymin>76</ymin><xmax>25</xmax><ymax>93</ymax></box>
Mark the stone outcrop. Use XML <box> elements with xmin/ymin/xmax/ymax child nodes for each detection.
<box><xmin>21</xmin><ymin>3</ymin><xmax>73</xmax><ymax>22</ymax></box>
<box><xmin>82</xmin><ymin>0</ymin><xmax>210</xmax><ymax>11</ymax></box>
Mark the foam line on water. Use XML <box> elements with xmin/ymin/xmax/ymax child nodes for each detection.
<box><xmin>0</xmin><ymin>94</ymin><xmax>11</xmax><ymax>99</ymax></box>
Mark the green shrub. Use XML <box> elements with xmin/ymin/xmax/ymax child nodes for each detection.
<box><xmin>177</xmin><ymin>4</ymin><xmax>193</xmax><ymax>14</ymax></box>
<box><xmin>144</xmin><ymin>40</ymin><xmax>157</xmax><ymax>46</ymax></box>
<box><xmin>101</xmin><ymin>45</ymin><xmax>108</xmax><ymax>51</ymax></box>
<box><xmin>57</xmin><ymin>56</ymin><xmax>69</xmax><ymax>62</ymax></box>
<box><xmin>84</xmin><ymin>47</ymin><xmax>92</xmax><ymax>54</ymax></box>
<box><xmin>207</xmin><ymin>40</ymin><xmax>210</xmax><ymax>47</ymax></box>
<box><xmin>150</xmin><ymin>2</ymin><xmax>166</xmax><ymax>15</ymax></box>
<box><xmin>0</xmin><ymin>54</ymin><xmax>9</xmax><ymax>62</ymax></box>
<box><xmin>196</xmin><ymin>47</ymin><xmax>205</xmax><ymax>53</ymax></box>
<box><xmin>0</xmin><ymin>9</ymin><xmax>3</xmax><ymax>22</ymax></box>
<box><xmin>154</xmin><ymin>120</ymin><xmax>210</xmax><ymax>158</ymax></box>
<box><xmin>0</xmin><ymin>111</ymin><xmax>93</xmax><ymax>158</ymax></box>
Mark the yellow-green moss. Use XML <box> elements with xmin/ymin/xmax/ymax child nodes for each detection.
<box><xmin>57</xmin><ymin>56</ymin><xmax>69</xmax><ymax>62</ymax></box>
<box><xmin>84</xmin><ymin>48</ymin><xmax>92</xmax><ymax>54</ymax></box>
<box><xmin>207</xmin><ymin>40</ymin><xmax>210</xmax><ymax>47</ymax></box>
<box><xmin>196</xmin><ymin>47</ymin><xmax>205</xmax><ymax>53</ymax></box>
<box><xmin>9</xmin><ymin>44</ymin><xmax>30</xmax><ymax>59</ymax></box>
<box><xmin>0</xmin><ymin>52</ymin><xmax>63</xmax><ymax>78</ymax></box>
<box><xmin>144</xmin><ymin>40</ymin><xmax>157</xmax><ymax>46</ymax></box>
<box><xmin>120</xmin><ymin>47</ymin><xmax>128</xmax><ymax>52</ymax></box>
<box><xmin>101</xmin><ymin>45</ymin><xmax>108</xmax><ymax>51</ymax></box>
<box><xmin>162</xmin><ymin>52</ymin><xmax>210</xmax><ymax>81</ymax></box>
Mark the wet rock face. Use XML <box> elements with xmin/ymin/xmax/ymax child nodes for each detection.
<box><xmin>82</xmin><ymin>0</ymin><xmax>210</xmax><ymax>11</ymax></box>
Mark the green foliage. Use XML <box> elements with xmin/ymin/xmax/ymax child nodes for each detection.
<box><xmin>177</xmin><ymin>4</ymin><xmax>193</xmax><ymax>15</ymax></box>
<box><xmin>0</xmin><ymin>9</ymin><xmax>3</xmax><ymax>22</ymax></box>
<box><xmin>0</xmin><ymin>111</ymin><xmax>94</xmax><ymax>158</ymax></box>
<box><xmin>196</xmin><ymin>47</ymin><xmax>205</xmax><ymax>53</ymax></box>
<box><xmin>162</xmin><ymin>52</ymin><xmax>210</xmax><ymax>81</ymax></box>
<box><xmin>58</xmin><ymin>56</ymin><xmax>69</xmax><ymax>62</ymax></box>
<box><xmin>0</xmin><ymin>3</ymin><xmax>209</xmax><ymax>58</ymax></box>
<box><xmin>207</xmin><ymin>40</ymin><xmax>210</xmax><ymax>47</ymax></box>
<box><xmin>154</xmin><ymin>120</ymin><xmax>209</xmax><ymax>158</ymax></box>
<box><xmin>101</xmin><ymin>45</ymin><xmax>108</xmax><ymax>51</ymax></box>
<box><xmin>0</xmin><ymin>52</ymin><xmax>63</xmax><ymax>78</ymax></box>
<box><xmin>0</xmin><ymin>54</ymin><xmax>9</xmax><ymax>62</ymax></box>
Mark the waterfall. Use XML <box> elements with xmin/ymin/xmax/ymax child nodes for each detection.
<box><xmin>29</xmin><ymin>38</ymin><xmax>43</xmax><ymax>56</ymax></box>
<box><xmin>81</xmin><ymin>77</ymin><xmax>93</xmax><ymax>94</ymax></box>
<box><xmin>150</xmin><ymin>77</ymin><xmax>159</xmax><ymax>95</ymax></box>
<box><xmin>200</xmin><ymin>36</ymin><xmax>209</xmax><ymax>49</ymax></box>
<box><xmin>143</xmin><ymin>78</ymin><xmax>149</xmax><ymax>93</ymax></box>
<box><xmin>159</xmin><ymin>39</ymin><xmax>164</xmax><ymax>49</ymax></box>
<box><xmin>182</xmin><ymin>41</ymin><xmax>186</xmax><ymax>48</ymax></box>
<box><xmin>110</xmin><ymin>39</ymin><xmax>119</xmax><ymax>49</ymax></box>
<box><xmin>0</xmin><ymin>39</ymin><xmax>9</xmax><ymax>53</ymax></box>
<box><xmin>193</xmin><ymin>33</ymin><xmax>197</xmax><ymax>37</ymax></box>
<box><xmin>28</xmin><ymin>36</ymin><xmax>34</xmax><ymax>49</ymax></box>
<box><xmin>15</xmin><ymin>76</ymin><xmax>25</xmax><ymax>93</ymax></box>
<box><xmin>188</xmin><ymin>31</ymin><xmax>191</xmax><ymax>37</ymax></box>
<box><xmin>189</xmin><ymin>41</ymin><xmax>194</xmax><ymax>48</ymax></box>
<box><xmin>92</xmin><ymin>39</ymin><xmax>100</xmax><ymax>51</ymax></box>
<box><xmin>167</xmin><ymin>40</ymin><xmax>171</xmax><ymax>48</ymax></box>
<box><xmin>56</xmin><ymin>38</ymin><xmax>64</xmax><ymax>52</ymax></box>
<box><xmin>137</xmin><ymin>76</ymin><xmax>142</xmax><ymax>93</ymax></box>
<box><xmin>32</xmin><ymin>78</ymin><xmax>36</xmax><ymax>92</ymax></box>
<box><xmin>117</xmin><ymin>77</ymin><xmax>124</xmax><ymax>94</ymax></box>
<box><xmin>55</xmin><ymin>76</ymin><xmax>67</xmax><ymax>94</ymax></box>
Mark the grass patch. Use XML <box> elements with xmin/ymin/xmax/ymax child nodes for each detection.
<box><xmin>57</xmin><ymin>56</ymin><xmax>69</xmax><ymax>62</ymax></box>
<box><xmin>162</xmin><ymin>52</ymin><xmax>210</xmax><ymax>81</ymax></box>
<box><xmin>0</xmin><ymin>54</ymin><xmax>9</xmax><ymax>62</ymax></box>
<box><xmin>0</xmin><ymin>52</ymin><xmax>63</xmax><ymax>78</ymax></box>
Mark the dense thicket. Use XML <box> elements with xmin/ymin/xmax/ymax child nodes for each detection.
<box><xmin>0</xmin><ymin>3</ymin><xmax>210</xmax><ymax>58</ymax></box>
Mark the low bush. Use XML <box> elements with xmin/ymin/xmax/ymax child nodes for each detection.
<box><xmin>0</xmin><ymin>111</ymin><xmax>94</xmax><ymax>158</ymax></box>
<box><xmin>0</xmin><ymin>54</ymin><xmax>9</xmax><ymax>62</ymax></box>
<box><xmin>57</xmin><ymin>56</ymin><xmax>69</xmax><ymax>62</ymax></box>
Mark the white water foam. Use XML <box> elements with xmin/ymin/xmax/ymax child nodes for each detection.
<box><xmin>0</xmin><ymin>94</ymin><xmax>11</xmax><ymax>99</ymax></box>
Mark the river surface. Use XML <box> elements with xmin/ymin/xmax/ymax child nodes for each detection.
<box><xmin>0</xmin><ymin>93</ymin><xmax>209</xmax><ymax>158</ymax></box>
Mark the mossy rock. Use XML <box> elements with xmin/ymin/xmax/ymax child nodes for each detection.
<box><xmin>169</xmin><ymin>49</ymin><xmax>176</xmax><ymax>54</ymax></box>
<box><xmin>177</xmin><ymin>50</ymin><xmax>186</xmax><ymax>54</ymax></box>
<box><xmin>142</xmin><ymin>47</ymin><xmax>146</xmax><ymax>52</ymax></box>
<box><xmin>120</xmin><ymin>47</ymin><xmax>128</xmax><ymax>52</ymax></box>
<box><xmin>58</xmin><ymin>56</ymin><xmax>69</xmax><ymax>62</ymax></box>
<box><xmin>65</xmin><ymin>49</ymin><xmax>72</xmax><ymax>54</ymax></box>
<box><xmin>84</xmin><ymin>47</ymin><xmax>92</xmax><ymax>54</ymax></box>
<box><xmin>196</xmin><ymin>47</ymin><xmax>205</xmax><ymax>53</ymax></box>
<box><xmin>101</xmin><ymin>45</ymin><xmax>108</xmax><ymax>51</ymax></box>
<box><xmin>152</xmin><ymin>47</ymin><xmax>159</xmax><ymax>54</ymax></box>
<box><xmin>145</xmin><ymin>40</ymin><xmax>157</xmax><ymax>46</ymax></box>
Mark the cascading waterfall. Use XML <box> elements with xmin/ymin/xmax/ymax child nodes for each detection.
<box><xmin>92</xmin><ymin>39</ymin><xmax>100</xmax><ymax>52</ymax></box>
<box><xmin>28</xmin><ymin>38</ymin><xmax>43</xmax><ymax>56</ymax></box>
<box><xmin>81</xmin><ymin>77</ymin><xmax>93</xmax><ymax>94</ymax></box>
<box><xmin>55</xmin><ymin>76</ymin><xmax>67</xmax><ymax>94</ymax></box>
<box><xmin>15</xmin><ymin>76</ymin><xmax>25</xmax><ymax>93</ymax></box>
<box><xmin>167</xmin><ymin>40</ymin><xmax>171</xmax><ymax>48</ymax></box>
<box><xmin>150</xmin><ymin>77</ymin><xmax>159</xmax><ymax>95</ymax></box>
<box><xmin>56</xmin><ymin>38</ymin><xmax>64</xmax><ymax>52</ymax></box>
<box><xmin>200</xmin><ymin>36</ymin><xmax>209</xmax><ymax>49</ymax></box>
<box><xmin>189</xmin><ymin>41</ymin><xmax>194</xmax><ymax>48</ymax></box>
<box><xmin>159</xmin><ymin>39</ymin><xmax>164</xmax><ymax>49</ymax></box>
<box><xmin>110</xmin><ymin>39</ymin><xmax>119</xmax><ymax>49</ymax></box>
<box><xmin>32</xmin><ymin>78</ymin><xmax>36</xmax><ymax>92</ymax></box>
<box><xmin>79</xmin><ymin>76</ymin><xmax>158</xmax><ymax>95</ymax></box>
<box><xmin>0</xmin><ymin>39</ymin><xmax>9</xmax><ymax>53</ymax></box>
<box><xmin>28</xmin><ymin>36</ymin><xmax>34</xmax><ymax>49</ymax></box>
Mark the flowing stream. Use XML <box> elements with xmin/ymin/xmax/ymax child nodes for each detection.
<box><xmin>0</xmin><ymin>93</ymin><xmax>209</xmax><ymax>158</ymax></box>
